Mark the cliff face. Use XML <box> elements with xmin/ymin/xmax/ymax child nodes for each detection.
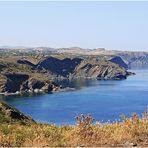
<box><xmin>4</xmin><ymin>74</ymin><xmax>29</xmax><ymax>93</ymax></box>
<box><xmin>37</xmin><ymin>57</ymin><xmax>82</xmax><ymax>77</ymax></box>
<box><xmin>0</xmin><ymin>74</ymin><xmax>60</xmax><ymax>94</ymax></box>
<box><xmin>74</xmin><ymin>61</ymin><xmax>129</xmax><ymax>80</ymax></box>
<box><xmin>17</xmin><ymin>59</ymin><xmax>36</xmax><ymax>68</ymax></box>
<box><xmin>37</xmin><ymin>56</ymin><xmax>131</xmax><ymax>80</ymax></box>
<box><xmin>109</xmin><ymin>56</ymin><xmax>128</xmax><ymax>69</ymax></box>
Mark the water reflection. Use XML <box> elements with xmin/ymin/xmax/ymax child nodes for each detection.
<box><xmin>55</xmin><ymin>79</ymin><xmax>96</xmax><ymax>89</ymax></box>
<box><xmin>55</xmin><ymin>78</ymin><xmax>119</xmax><ymax>90</ymax></box>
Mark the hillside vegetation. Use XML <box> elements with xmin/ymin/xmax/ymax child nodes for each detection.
<box><xmin>0</xmin><ymin>112</ymin><xmax>148</xmax><ymax>147</ymax></box>
<box><xmin>0</xmin><ymin>101</ymin><xmax>148</xmax><ymax>147</ymax></box>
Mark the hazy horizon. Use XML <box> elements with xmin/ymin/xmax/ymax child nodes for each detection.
<box><xmin>0</xmin><ymin>1</ymin><xmax>148</xmax><ymax>51</ymax></box>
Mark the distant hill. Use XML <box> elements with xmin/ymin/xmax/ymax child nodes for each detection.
<box><xmin>0</xmin><ymin>46</ymin><xmax>148</xmax><ymax>68</ymax></box>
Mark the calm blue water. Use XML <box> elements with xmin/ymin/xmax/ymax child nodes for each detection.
<box><xmin>2</xmin><ymin>69</ymin><xmax>148</xmax><ymax>125</ymax></box>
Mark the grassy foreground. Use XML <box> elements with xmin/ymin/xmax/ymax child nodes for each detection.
<box><xmin>0</xmin><ymin>114</ymin><xmax>148</xmax><ymax>147</ymax></box>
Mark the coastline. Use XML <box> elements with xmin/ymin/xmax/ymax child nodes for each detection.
<box><xmin>0</xmin><ymin>86</ymin><xmax>76</xmax><ymax>97</ymax></box>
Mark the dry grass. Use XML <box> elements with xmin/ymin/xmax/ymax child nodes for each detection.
<box><xmin>0</xmin><ymin>113</ymin><xmax>148</xmax><ymax>147</ymax></box>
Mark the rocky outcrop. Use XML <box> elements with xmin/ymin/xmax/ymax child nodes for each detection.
<box><xmin>37</xmin><ymin>57</ymin><xmax>83</xmax><ymax>77</ymax></box>
<box><xmin>17</xmin><ymin>59</ymin><xmax>35</xmax><ymax>68</ymax></box>
<box><xmin>0</xmin><ymin>73</ymin><xmax>60</xmax><ymax>94</ymax></box>
<box><xmin>27</xmin><ymin>78</ymin><xmax>46</xmax><ymax>90</ymax></box>
<box><xmin>74</xmin><ymin>62</ymin><xmax>130</xmax><ymax>80</ymax></box>
<box><xmin>20</xmin><ymin>78</ymin><xmax>59</xmax><ymax>93</ymax></box>
<box><xmin>36</xmin><ymin>56</ymin><xmax>131</xmax><ymax>80</ymax></box>
<box><xmin>0</xmin><ymin>101</ymin><xmax>35</xmax><ymax>124</ymax></box>
<box><xmin>109</xmin><ymin>56</ymin><xmax>128</xmax><ymax>69</ymax></box>
<box><xmin>4</xmin><ymin>74</ymin><xmax>29</xmax><ymax>93</ymax></box>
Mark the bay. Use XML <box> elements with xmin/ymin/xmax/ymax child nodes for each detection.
<box><xmin>2</xmin><ymin>69</ymin><xmax>148</xmax><ymax>125</ymax></box>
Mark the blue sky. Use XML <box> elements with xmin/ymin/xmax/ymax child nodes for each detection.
<box><xmin>0</xmin><ymin>1</ymin><xmax>148</xmax><ymax>51</ymax></box>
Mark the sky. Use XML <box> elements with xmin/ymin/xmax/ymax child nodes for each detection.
<box><xmin>0</xmin><ymin>1</ymin><xmax>148</xmax><ymax>51</ymax></box>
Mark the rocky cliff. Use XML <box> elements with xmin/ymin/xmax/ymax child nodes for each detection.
<box><xmin>37</xmin><ymin>56</ymin><xmax>132</xmax><ymax>80</ymax></box>
<box><xmin>0</xmin><ymin>74</ymin><xmax>60</xmax><ymax>94</ymax></box>
<box><xmin>109</xmin><ymin>56</ymin><xmax>128</xmax><ymax>69</ymax></box>
<box><xmin>37</xmin><ymin>57</ymin><xmax>83</xmax><ymax>77</ymax></box>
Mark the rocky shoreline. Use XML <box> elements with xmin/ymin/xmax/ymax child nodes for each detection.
<box><xmin>0</xmin><ymin>73</ymin><xmax>134</xmax><ymax>96</ymax></box>
<box><xmin>0</xmin><ymin>86</ymin><xmax>75</xmax><ymax>96</ymax></box>
<box><xmin>0</xmin><ymin>55</ymin><xmax>135</xmax><ymax>95</ymax></box>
